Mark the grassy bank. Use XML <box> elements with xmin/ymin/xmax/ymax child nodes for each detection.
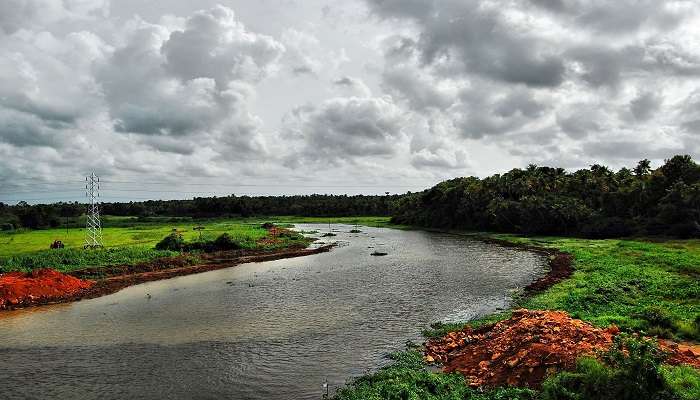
<box><xmin>335</xmin><ymin>233</ymin><xmax>700</xmax><ymax>399</ymax></box>
<box><xmin>495</xmin><ymin>236</ymin><xmax>700</xmax><ymax>341</ymax></box>
<box><xmin>0</xmin><ymin>216</ymin><xmax>360</xmax><ymax>273</ymax></box>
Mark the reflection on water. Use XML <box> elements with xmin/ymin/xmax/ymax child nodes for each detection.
<box><xmin>0</xmin><ymin>225</ymin><xmax>546</xmax><ymax>400</ymax></box>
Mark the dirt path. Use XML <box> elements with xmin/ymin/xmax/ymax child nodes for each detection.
<box><xmin>0</xmin><ymin>245</ymin><xmax>333</xmax><ymax>312</ymax></box>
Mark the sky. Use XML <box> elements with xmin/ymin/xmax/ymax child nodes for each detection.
<box><xmin>1</xmin><ymin>0</ymin><xmax>700</xmax><ymax>203</ymax></box>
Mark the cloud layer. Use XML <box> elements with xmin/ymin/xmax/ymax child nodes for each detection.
<box><xmin>1</xmin><ymin>0</ymin><xmax>699</xmax><ymax>201</ymax></box>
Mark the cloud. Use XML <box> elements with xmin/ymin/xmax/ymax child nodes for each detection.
<box><xmin>527</xmin><ymin>0</ymin><xmax>687</xmax><ymax>34</ymax></box>
<box><xmin>284</xmin><ymin>96</ymin><xmax>405</xmax><ymax>164</ymax></box>
<box><xmin>333</xmin><ymin>76</ymin><xmax>372</xmax><ymax>97</ymax></box>
<box><xmin>162</xmin><ymin>6</ymin><xmax>284</xmax><ymax>85</ymax></box>
<box><xmin>630</xmin><ymin>92</ymin><xmax>662</xmax><ymax>121</ymax></box>
<box><xmin>367</xmin><ymin>0</ymin><xmax>567</xmax><ymax>87</ymax></box>
<box><xmin>95</xmin><ymin>6</ymin><xmax>280</xmax><ymax>159</ymax></box>
<box><xmin>0</xmin><ymin>0</ymin><xmax>108</xmax><ymax>34</ymax></box>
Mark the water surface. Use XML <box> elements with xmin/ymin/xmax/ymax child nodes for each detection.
<box><xmin>0</xmin><ymin>225</ymin><xmax>546</xmax><ymax>399</ymax></box>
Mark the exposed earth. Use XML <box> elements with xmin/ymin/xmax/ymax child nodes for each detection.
<box><xmin>424</xmin><ymin>309</ymin><xmax>700</xmax><ymax>388</ymax></box>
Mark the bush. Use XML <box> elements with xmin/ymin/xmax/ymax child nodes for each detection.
<box><xmin>1</xmin><ymin>223</ymin><xmax>14</xmax><ymax>231</ymax></box>
<box><xmin>155</xmin><ymin>233</ymin><xmax>185</xmax><ymax>251</ymax></box>
<box><xmin>542</xmin><ymin>335</ymin><xmax>676</xmax><ymax>400</ymax></box>
<box><xmin>212</xmin><ymin>233</ymin><xmax>241</xmax><ymax>251</ymax></box>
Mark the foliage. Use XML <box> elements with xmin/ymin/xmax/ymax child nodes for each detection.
<box><xmin>333</xmin><ymin>350</ymin><xmax>538</xmax><ymax>400</ymax></box>
<box><xmin>541</xmin><ymin>335</ymin><xmax>697</xmax><ymax>400</ymax></box>
<box><xmin>661</xmin><ymin>365</ymin><xmax>700</xmax><ymax>400</ymax></box>
<box><xmin>0</xmin><ymin>194</ymin><xmax>398</xmax><ymax>230</ymax></box>
<box><xmin>155</xmin><ymin>232</ymin><xmax>185</xmax><ymax>251</ymax></box>
<box><xmin>0</xmin><ymin>247</ymin><xmax>179</xmax><ymax>273</ymax></box>
<box><xmin>0</xmin><ymin>217</ymin><xmax>318</xmax><ymax>272</ymax></box>
<box><xmin>492</xmin><ymin>236</ymin><xmax>700</xmax><ymax>341</ymax></box>
<box><xmin>392</xmin><ymin>155</ymin><xmax>700</xmax><ymax>238</ymax></box>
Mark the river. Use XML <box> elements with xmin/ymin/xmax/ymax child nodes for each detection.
<box><xmin>0</xmin><ymin>225</ymin><xmax>547</xmax><ymax>399</ymax></box>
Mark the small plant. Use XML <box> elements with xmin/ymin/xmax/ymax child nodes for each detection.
<box><xmin>155</xmin><ymin>233</ymin><xmax>185</xmax><ymax>251</ymax></box>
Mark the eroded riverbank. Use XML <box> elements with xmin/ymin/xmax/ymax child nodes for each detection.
<box><xmin>0</xmin><ymin>245</ymin><xmax>332</xmax><ymax>311</ymax></box>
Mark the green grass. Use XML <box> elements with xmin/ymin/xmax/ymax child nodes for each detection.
<box><xmin>0</xmin><ymin>247</ymin><xmax>182</xmax><ymax>273</ymax></box>
<box><xmin>0</xmin><ymin>215</ymin><xmax>360</xmax><ymax>273</ymax></box>
<box><xmin>333</xmin><ymin>350</ymin><xmax>538</xmax><ymax>400</ymax></box>
<box><xmin>487</xmin><ymin>235</ymin><xmax>700</xmax><ymax>341</ymax></box>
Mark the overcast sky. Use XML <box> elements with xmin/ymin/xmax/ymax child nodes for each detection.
<box><xmin>1</xmin><ymin>0</ymin><xmax>700</xmax><ymax>203</ymax></box>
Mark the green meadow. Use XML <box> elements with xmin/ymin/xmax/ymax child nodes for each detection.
<box><xmin>492</xmin><ymin>236</ymin><xmax>700</xmax><ymax>341</ymax></box>
<box><xmin>0</xmin><ymin>216</ymin><xmax>391</xmax><ymax>273</ymax></box>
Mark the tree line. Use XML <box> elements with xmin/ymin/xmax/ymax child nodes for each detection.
<box><xmin>391</xmin><ymin>155</ymin><xmax>700</xmax><ymax>238</ymax></box>
<box><xmin>0</xmin><ymin>194</ymin><xmax>398</xmax><ymax>230</ymax></box>
<box><xmin>2</xmin><ymin>155</ymin><xmax>698</xmax><ymax>238</ymax></box>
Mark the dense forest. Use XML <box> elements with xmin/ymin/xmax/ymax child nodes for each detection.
<box><xmin>0</xmin><ymin>194</ymin><xmax>398</xmax><ymax>230</ymax></box>
<box><xmin>2</xmin><ymin>155</ymin><xmax>698</xmax><ymax>238</ymax></box>
<box><xmin>392</xmin><ymin>155</ymin><xmax>700</xmax><ymax>238</ymax></box>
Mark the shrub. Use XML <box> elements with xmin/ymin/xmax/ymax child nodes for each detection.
<box><xmin>1</xmin><ymin>223</ymin><xmax>14</xmax><ymax>231</ymax></box>
<box><xmin>155</xmin><ymin>233</ymin><xmax>185</xmax><ymax>251</ymax></box>
<box><xmin>212</xmin><ymin>233</ymin><xmax>241</xmax><ymax>251</ymax></box>
<box><xmin>542</xmin><ymin>335</ymin><xmax>676</xmax><ymax>400</ymax></box>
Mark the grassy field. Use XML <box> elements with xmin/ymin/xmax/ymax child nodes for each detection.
<box><xmin>0</xmin><ymin>216</ymin><xmax>390</xmax><ymax>273</ymax></box>
<box><xmin>493</xmin><ymin>235</ymin><xmax>700</xmax><ymax>341</ymax></box>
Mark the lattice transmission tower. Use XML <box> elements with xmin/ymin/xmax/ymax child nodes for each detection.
<box><xmin>84</xmin><ymin>172</ymin><xmax>104</xmax><ymax>248</ymax></box>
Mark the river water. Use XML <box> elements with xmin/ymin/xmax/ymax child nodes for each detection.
<box><xmin>0</xmin><ymin>225</ymin><xmax>546</xmax><ymax>400</ymax></box>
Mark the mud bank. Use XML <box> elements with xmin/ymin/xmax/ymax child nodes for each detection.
<box><xmin>477</xmin><ymin>236</ymin><xmax>573</xmax><ymax>294</ymax></box>
<box><xmin>424</xmin><ymin>309</ymin><xmax>700</xmax><ymax>389</ymax></box>
<box><xmin>0</xmin><ymin>245</ymin><xmax>333</xmax><ymax>311</ymax></box>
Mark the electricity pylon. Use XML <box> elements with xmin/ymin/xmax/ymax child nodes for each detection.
<box><xmin>84</xmin><ymin>172</ymin><xmax>104</xmax><ymax>248</ymax></box>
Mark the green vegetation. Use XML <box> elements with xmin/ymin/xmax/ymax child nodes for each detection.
<box><xmin>334</xmin><ymin>350</ymin><xmax>537</xmax><ymax>400</ymax></box>
<box><xmin>0</xmin><ymin>247</ymin><xmax>181</xmax><ymax>273</ymax></box>
<box><xmin>541</xmin><ymin>335</ymin><xmax>696</xmax><ymax>400</ymax></box>
<box><xmin>0</xmin><ymin>194</ymin><xmax>397</xmax><ymax>230</ymax></box>
<box><xmin>392</xmin><ymin>155</ymin><xmax>700</xmax><ymax>238</ymax></box>
<box><xmin>0</xmin><ymin>217</ymin><xmax>331</xmax><ymax>273</ymax></box>
<box><xmin>492</xmin><ymin>235</ymin><xmax>700</xmax><ymax>341</ymax></box>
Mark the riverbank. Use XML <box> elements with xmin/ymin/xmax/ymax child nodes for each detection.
<box><xmin>0</xmin><ymin>244</ymin><xmax>333</xmax><ymax>311</ymax></box>
<box><xmin>334</xmin><ymin>233</ymin><xmax>700</xmax><ymax>399</ymax></box>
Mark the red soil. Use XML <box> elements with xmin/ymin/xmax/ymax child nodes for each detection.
<box><xmin>0</xmin><ymin>269</ymin><xmax>94</xmax><ymax>310</ymax></box>
<box><xmin>0</xmin><ymin>245</ymin><xmax>333</xmax><ymax>311</ymax></box>
<box><xmin>424</xmin><ymin>309</ymin><xmax>700</xmax><ymax>389</ymax></box>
